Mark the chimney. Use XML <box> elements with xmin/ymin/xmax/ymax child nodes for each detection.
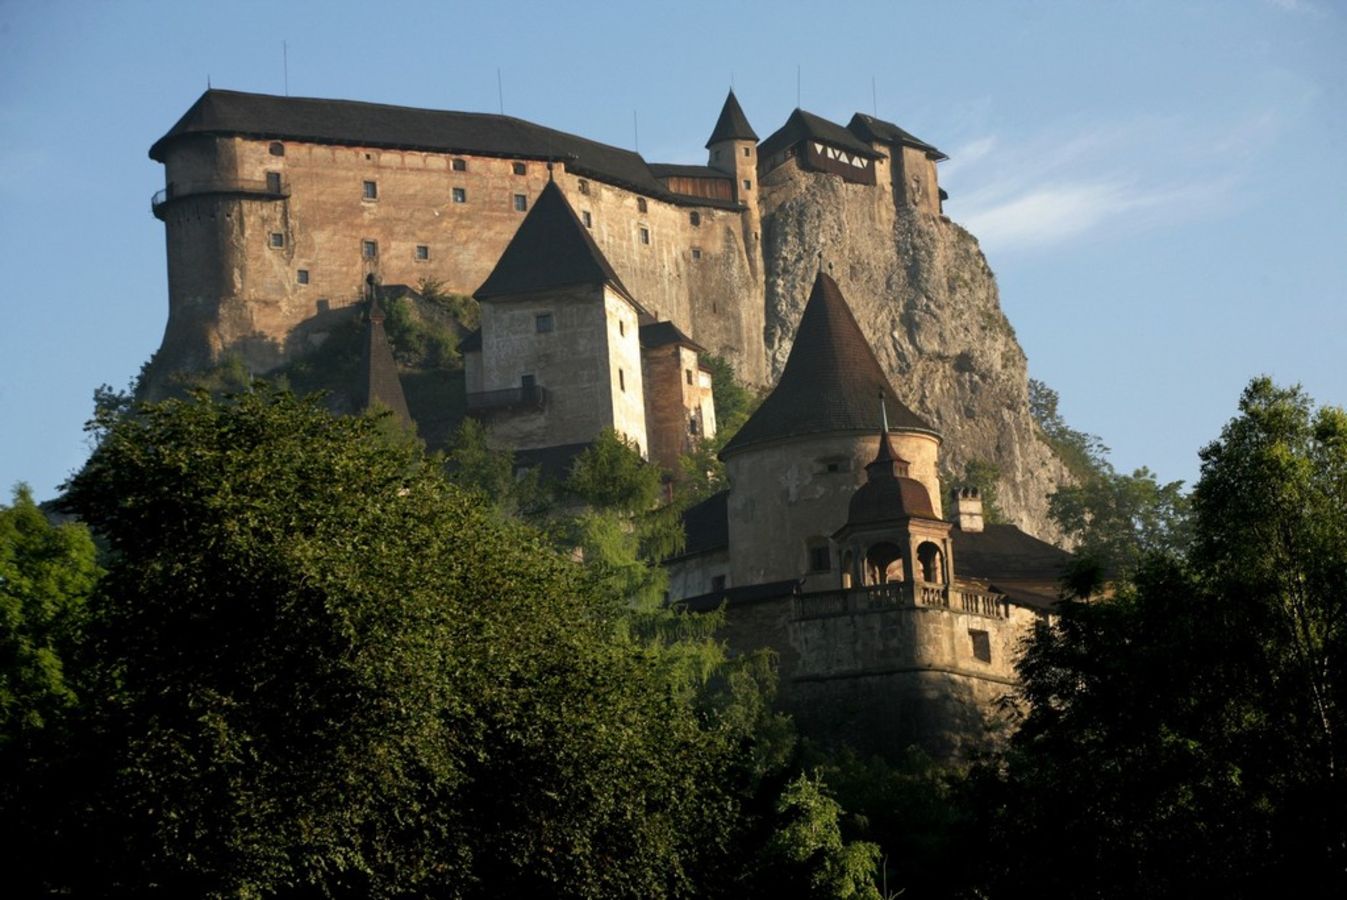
<box><xmin>950</xmin><ymin>486</ymin><xmax>984</xmax><ymax>533</ymax></box>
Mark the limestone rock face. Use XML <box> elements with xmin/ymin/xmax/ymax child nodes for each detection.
<box><xmin>760</xmin><ymin>164</ymin><xmax>1071</xmax><ymax>541</ymax></box>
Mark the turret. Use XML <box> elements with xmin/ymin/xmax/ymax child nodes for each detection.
<box><xmin>705</xmin><ymin>89</ymin><xmax>759</xmax><ymax>207</ymax></box>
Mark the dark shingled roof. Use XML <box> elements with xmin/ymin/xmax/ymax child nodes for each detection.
<box><xmin>474</xmin><ymin>180</ymin><xmax>641</xmax><ymax>309</ymax></box>
<box><xmin>720</xmin><ymin>272</ymin><xmax>934</xmax><ymax>458</ymax></box>
<box><xmin>842</xmin><ymin>432</ymin><xmax>939</xmax><ymax>526</ymax></box>
<box><xmin>846</xmin><ymin>113</ymin><xmax>947</xmax><ymax>161</ymax></box>
<box><xmin>648</xmin><ymin>162</ymin><xmax>733</xmax><ymax>180</ymax></box>
<box><xmin>640</xmin><ymin>320</ymin><xmax>704</xmax><ymax>352</ymax></box>
<box><xmin>758</xmin><ymin>108</ymin><xmax>884</xmax><ymax>163</ymax></box>
<box><xmin>151</xmin><ymin>89</ymin><xmax>734</xmax><ymax>208</ymax></box>
<box><xmin>706</xmin><ymin>90</ymin><xmax>758</xmax><ymax>147</ymax></box>
<box><xmin>672</xmin><ymin>490</ymin><xmax>730</xmax><ymax>560</ymax></box>
<box><xmin>356</xmin><ymin>298</ymin><xmax>413</xmax><ymax>429</ymax></box>
<box><xmin>952</xmin><ymin>524</ymin><xmax>1071</xmax><ymax>582</ymax></box>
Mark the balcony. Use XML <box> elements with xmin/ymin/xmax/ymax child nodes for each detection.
<box><xmin>151</xmin><ymin>177</ymin><xmax>289</xmax><ymax>219</ymax></box>
<box><xmin>465</xmin><ymin>383</ymin><xmax>548</xmax><ymax>414</ymax></box>
<box><xmin>794</xmin><ymin>581</ymin><xmax>1008</xmax><ymax>621</ymax></box>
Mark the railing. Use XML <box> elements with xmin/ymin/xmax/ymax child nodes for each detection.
<box><xmin>465</xmin><ymin>384</ymin><xmax>548</xmax><ymax>413</ymax></box>
<box><xmin>794</xmin><ymin>580</ymin><xmax>1008</xmax><ymax>621</ymax></box>
<box><xmin>151</xmin><ymin>177</ymin><xmax>289</xmax><ymax>217</ymax></box>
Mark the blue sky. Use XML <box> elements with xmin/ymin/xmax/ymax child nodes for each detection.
<box><xmin>1</xmin><ymin>0</ymin><xmax>1343</xmax><ymax>502</ymax></box>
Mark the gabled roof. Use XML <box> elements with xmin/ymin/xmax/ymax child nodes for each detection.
<box><xmin>706</xmin><ymin>90</ymin><xmax>759</xmax><ymax>147</ymax></box>
<box><xmin>720</xmin><ymin>272</ymin><xmax>934</xmax><ymax>459</ymax></box>
<box><xmin>474</xmin><ymin>180</ymin><xmax>641</xmax><ymax>309</ymax></box>
<box><xmin>846</xmin><ymin>113</ymin><xmax>947</xmax><ymax>161</ymax></box>
<box><xmin>952</xmin><ymin>523</ymin><xmax>1072</xmax><ymax>611</ymax></box>
<box><xmin>758</xmin><ymin>109</ymin><xmax>884</xmax><ymax>162</ymax></box>
<box><xmin>356</xmin><ymin>297</ymin><xmax>413</xmax><ymax>429</ymax></box>
<box><xmin>639</xmin><ymin>320</ymin><xmax>704</xmax><ymax>352</ymax></box>
<box><xmin>150</xmin><ymin>89</ymin><xmax>730</xmax><ymax>208</ymax></box>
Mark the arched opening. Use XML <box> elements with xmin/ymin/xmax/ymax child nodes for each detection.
<box><xmin>917</xmin><ymin>541</ymin><xmax>944</xmax><ymax>584</ymax></box>
<box><xmin>841</xmin><ymin>550</ymin><xmax>854</xmax><ymax>589</ymax></box>
<box><xmin>865</xmin><ymin>542</ymin><xmax>905</xmax><ymax>586</ymax></box>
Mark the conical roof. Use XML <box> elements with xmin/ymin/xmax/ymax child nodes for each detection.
<box><xmin>720</xmin><ymin>272</ymin><xmax>934</xmax><ymax>459</ymax></box>
<box><xmin>474</xmin><ymin>179</ymin><xmax>638</xmax><ymax>305</ymax></box>
<box><xmin>705</xmin><ymin>90</ymin><xmax>758</xmax><ymax>147</ymax></box>
<box><xmin>356</xmin><ymin>292</ymin><xmax>413</xmax><ymax>429</ymax></box>
<box><xmin>843</xmin><ymin>428</ymin><xmax>938</xmax><ymax>527</ymax></box>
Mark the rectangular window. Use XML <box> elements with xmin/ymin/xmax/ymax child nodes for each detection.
<box><xmin>582</xmin><ymin>210</ymin><xmax>592</xmax><ymax>228</ymax></box>
<box><xmin>689</xmin><ymin>211</ymin><xmax>701</xmax><ymax>226</ymax></box>
<box><xmin>691</xmin><ymin>247</ymin><xmax>702</xmax><ymax>260</ymax></box>
<box><xmin>415</xmin><ymin>245</ymin><xmax>429</xmax><ymax>260</ymax></box>
<box><xmin>452</xmin><ymin>187</ymin><xmax>466</xmax><ymax>203</ymax></box>
<box><xmin>742</xmin><ymin>179</ymin><xmax>752</xmax><ymax>191</ymax></box>
<box><xmin>637</xmin><ymin>197</ymin><xmax>647</xmax><ymax>213</ymax></box>
<box><xmin>618</xmin><ymin>369</ymin><xmax>625</xmax><ymax>392</ymax></box>
<box><xmin>743</xmin><ymin>146</ymin><xmax>751</xmax><ymax>157</ymax></box>
<box><xmin>512</xmin><ymin>161</ymin><xmax>526</xmax><ymax>175</ymax></box>
<box><xmin>362</xmin><ymin>180</ymin><xmax>378</xmax><ymax>200</ymax></box>
<box><xmin>970</xmin><ymin>630</ymin><xmax>992</xmax><ymax>664</ymax></box>
<box><xmin>639</xmin><ymin>227</ymin><xmax>650</xmax><ymax>245</ymax></box>
<box><xmin>618</xmin><ymin>320</ymin><xmax>625</xmax><ymax>336</ymax></box>
<box><xmin>265</xmin><ymin>171</ymin><xmax>282</xmax><ymax>193</ymax></box>
<box><xmin>685</xmin><ymin>369</ymin><xmax>693</xmax><ymax>385</ymax></box>
<box><xmin>809</xmin><ymin>546</ymin><xmax>831</xmax><ymax>573</ymax></box>
<box><xmin>711</xmin><ymin>574</ymin><xmax>726</xmax><ymax>592</ymax></box>
<box><xmin>689</xmin><ymin>415</ymin><xmax>699</xmax><ymax>435</ymax></box>
<box><xmin>269</xmin><ymin>232</ymin><xmax>284</xmax><ymax>248</ymax></box>
<box><xmin>297</xmin><ymin>269</ymin><xmax>309</xmax><ymax>284</ymax></box>
<box><xmin>362</xmin><ymin>240</ymin><xmax>378</xmax><ymax>259</ymax></box>
<box><xmin>452</xmin><ymin>158</ymin><xmax>466</xmax><ymax>171</ymax></box>
<box><xmin>535</xmin><ymin>313</ymin><xmax>554</xmax><ymax>333</ymax></box>
<box><xmin>513</xmin><ymin>194</ymin><xmax>527</xmax><ymax>212</ymax></box>
<box><xmin>578</xmin><ymin>179</ymin><xmax>590</xmax><ymax>195</ymax></box>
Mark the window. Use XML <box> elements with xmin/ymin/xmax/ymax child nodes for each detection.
<box><xmin>266</xmin><ymin>171</ymin><xmax>282</xmax><ymax>193</ymax></box>
<box><xmin>618</xmin><ymin>320</ymin><xmax>625</xmax><ymax>336</ymax></box>
<box><xmin>691</xmin><ymin>247</ymin><xmax>702</xmax><ymax>260</ymax></box>
<box><xmin>362</xmin><ymin>180</ymin><xmax>378</xmax><ymax>200</ymax></box>
<box><xmin>578</xmin><ymin>179</ymin><xmax>590</xmax><ymax>195</ymax></box>
<box><xmin>742</xmin><ymin>179</ymin><xmax>752</xmax><ymax>191</ymax></box>
<box><xmin>685</xmin><ymin>369</ymin><xmax>693</xmax><ymax>385</ymax></box>
<box><xmin>512</xmin><ymin>161</ymin><xmax>526</xmax><ymax>175</ymax></box>
<box><xmin>268</xmin><ymin>141</ymin><xmax>285</xmax><ymax>156</ymax></box>
<box><xmin>581</xmin><ymin>210</ymin><xmax>592</xmax><ymax>228</ymax></box>
<box><xmin>452</xmin><ymin>187</ymin><xmax>466</xmax><ymax>203</ymax></box>
<box><xmin>362</xmin><ymin>240</ymin><xmax>378</xmax><ymax>259</ymax></box>
<box><xmin>618</xmin><ymin>369</ymin><xmax>625</xmax><ymax>392</ymax></box>
<box><xmin>452</xmin><ymin>158</ymin><xmax>466</xmax><ymax>171</ymax></box>
<box><xmin>743</xmin><ymin>146</ymin><xmax>751</xmax><ymax>157</ymax></box>
<box><xmin>296</xmin><ymin>269</ymin><xmax>309</xmax><ymax>284</ymax></box>
<box><xmin>689</xmin><ymin>211</ymin><xmax>701</xmax><ymax>227</ymax></box>
<box><xmin>711</xmin><ymin>574</ymin><xmax>726</xmax><ymax>592</ymax></box>
<box><xmin>969</xmin><ymin>630</ymin><xmax>992</xmax><ymax>664</ymax></box>
<box><xmin>269</xmin><ymin>232</ymin><xmax>284</xmax><ymax>248</ymax></box>
<box><xmin>639</xmin><ymin>227</ymin><xmax>650</xmax><ymax>245</ymax></box>
<box><xmin>316</xmin><ymin>298</ymin><xmax>330</xmax><ymax>313</ymax></box>
<box><xmin>637</xmin><ymin>197</ymin><xmax>647</xmax><ymax>213</ymax></box>
<box><xmin>513</xmin><ymin>194</ymin><xmax>527</xmax><ymax>212</ymax></box>
<box><xmin>809</xmin><ymin>545</ymin><xmax>832</xmax><ymax>573</ymax></box>
<box><xmin>415</xmin><ymin>245</ymin><xmax>429</xmax><ymax>260</ymax></box>
<box><xmin>689</xmin><ymin>415</ymin><xmax>699</xmax><ymax>435</ymax></box>
<box><xmin>535</xmin><ymin>313</ymin><xmax>554</xmax><ymax>333</ymax></box>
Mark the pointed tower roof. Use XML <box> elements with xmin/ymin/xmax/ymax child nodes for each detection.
<box><xmin>705</xmin><ymin>90</ymin><xmax>758</xmax><ymax>148</ymax></box>
<box><xmin>356</xmin><ymin>288</ymin><xmax>413</xmax><ymax>429</ymax></box>
<box><xmin>720</xmin><ymin>272</ymin><xmax>935</xmax><ymax>459</ymax></box>
<box><xmin>474</xmin><ymin>179</ymin><xmax>640</xmax><ymax>307</ymax></box>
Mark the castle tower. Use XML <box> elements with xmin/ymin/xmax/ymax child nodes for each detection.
<box><xmin>705</xmin><ymin>90</ymin><xmax>761</xmax><ymax>247</ymax></box>
<box><xmin>718</xmin><ymin>271</ymin><xmax>942</xmax><ymax>589</ymax></box>
<box><xmin>355</xmin><ymin>277</ymin><xmax>413</xmax><ymax>430</ymax></box>
<box><xmin>470</xmin><ymin>179</ymin><xmax>650</xmax><ymax>455</ymax></box>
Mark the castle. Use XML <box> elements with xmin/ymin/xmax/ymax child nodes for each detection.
<box><xmin>149</xmin><ymin>89</ymin><xmax>1068</xmax><ymax>756</ymax></box>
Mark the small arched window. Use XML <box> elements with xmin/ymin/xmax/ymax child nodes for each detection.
<box><xmin>268</xmin><ymin>141</ymin><xmax>285</xmax><ymax>156</ymax></box>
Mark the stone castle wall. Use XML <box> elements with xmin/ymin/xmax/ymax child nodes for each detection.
<box><xmin>153</xmin><ymin>133</ymin><xmax>767</xmax><ymax>391</ymax></box>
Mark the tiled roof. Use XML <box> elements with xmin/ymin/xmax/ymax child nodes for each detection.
<box><xmin>474</xmin><ymin>180</ymin><xmax>640</xmax><ymax>309</ymax></box>
<box><xmin>151</xmin><ymin>89</ymin><xmax>730</xmax><ymax>208</ymax></box>
<box><xmin>846</xmin><ymin>113</ymin><xmax>947</xmax><ymax>160</ymax></box>
<box><xmin>673</xmin><ymin>489</ymin><xmax>730</xmax><ymax>560</ymax></box>
<box><xmin>639</xmin><ymin>320</ymin><xmax>704</xmax><ymax>352</ymax></box>
<box><xmin>720</xmin><ymin>272</ymin><xmax>934</xmax><ymax>458</ymax></box>
<box><xmin>758</xmin><ymin>108</ymin><xmax>884</xmax><ymax>162</ymax></box>
<box><xmin>356</xmin><ymin>297</ymin><xmax>413</xmax><ymax>429</ymax></box>
<box><xmin>706</xmin><ymin>90</ymin><xmax>759</xmax><ymax>146</ymax></box>
<box><xmin>952</xmin><ymin>524</ymin><xmax>1071</xmax><ymax>584</ymax></box>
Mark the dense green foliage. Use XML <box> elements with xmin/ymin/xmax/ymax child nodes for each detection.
<box><xmin>678</xmin><ymin>355</ymin><xmax>763</xmax><ymax>503</ymax></box>
<box><xmin>978</xmin><ymin>378</ymin><xmax>1347</xmax><ymax>898</ymax></box>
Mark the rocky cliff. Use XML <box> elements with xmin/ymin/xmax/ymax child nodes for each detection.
<box><xmin>760</xmin><ymin>164</ymin><xmax>1071</xmax><ymax>541</ymax></box>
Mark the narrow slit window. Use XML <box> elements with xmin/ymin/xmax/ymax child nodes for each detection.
<box><xmin>639</xmin><ymin>227</ymin><xmax>650</xmax><ymax>245</ymax></box>
<box><xmin>582</xmin><ymin>210</ymin><xmax>592</xmax><ymax>228</ymax></box>
<box><xmin>618</xmin><ymin>369</ymin><xmax>625</xmax><ymax>392</ymax></box>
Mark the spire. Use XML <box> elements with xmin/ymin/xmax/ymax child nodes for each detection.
<box><xmin>474</xmin><ymin>180</ymin><xmax>639</xmax><ymax>307</ymax></box>
<box><xmin>356</xmin><ymin>280</ymin><xmax>413</xmax><ymax>429</ymax></box>
<box><xmin>705</xmin><ymin>89</ymin><xmax>758</xmax><ymax>148</ymax></box>
<box><xmin>720</xmin><ymin>271</ymin><xmax>934</xmax><ymax>459</ymax></box>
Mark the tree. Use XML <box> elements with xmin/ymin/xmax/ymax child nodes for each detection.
<box><xmin>976</xmin><ymin>378</ymin><xmax>1347</xmax><ymax>898</ymax></box>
